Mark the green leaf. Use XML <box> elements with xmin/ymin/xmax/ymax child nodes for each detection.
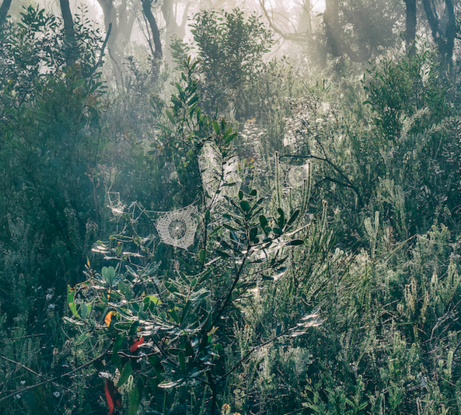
<box><xmin>102</xmin><ymin>266</ymin><xmax>116</xmax><ymax>286</ymax></box>
<box><xmin>117</xmin><ymin>362</ymin><xmax>133</xmax><ymax>387</ymax></box>
<box><xmin>277</xmin><ymin>208</ymin><xmax>285</xmax><ymax>228</ymax></box>
<box><xmin>80</xmin><ymin>303</ymin><xmax>89</xmax><ymax>319</ymax></box>
<box><xmin>215</xmin><ymin>250</ymin><xmax>231</xmax><ymax>259</ymax></box>
<box><xmin>240</xmin><ymin>200</ymin><xmax>251</xmax><ymax>212</ymax></box>
<box><xmin>238</xmin><ymin>190</ymin><xmax>243</xmax><ymax>200</ymax></box>
<box><xmin>250</xmin><ymin>227</ymin><xmax>258</xmax><ymax>242</ymax></box>
<box><xmin>199</xmin><ymin>249</ymin><xmax>206</xmax><ymax>263</ymax></box>
<box><xmin>67</xmin><ymin>285</ymin><xmax>74</xmax><ymax>305</ymax></box>
<box><xmin>259</xmin><ymin>215</ymin><xmax>268</xmax><ymax>230</ymax></box>
<box><xmin>178</xmin><ymin>351</ymin><xmax>186</xmax><ymax>372</ymax></box>
<box><xmin>225</xmin><ymin>132</ymin><xmax>238</xmax><ymax>145</ymax></box>
<box><xmin>128</xmin><ymin>385</ymin><xmax>140</xmax><ymax>415</ymax></box>
<box><xmin>119</xmin><ymin>281</ymin><xmax>133</xmax><ymax>301</ymax></box>
<box><xmin>181</xmin><ymin>300</ymin><xmax>191</xmax><ymax>323</ymax></box>
<box><xmin>286</xmin><ymin>209</ymin><xmax>300</xmax><ymax>228</ymax></box>
<box><xmin>169</xmin><ymin>308</ymin><xmax>181</xmax><ymax>324</ymax></box>
<box><xmin>69</xmin><ymin>302</ymin><xmax>80</xmax><ymax>319</ymax></box>
<box><xmin>145</xmin><ymin>295</ymin><xmax>161</xmax><ymax>305</ymax></box>
<box><xmin>165</xmin><ymin>110</ymin><xmax>175</xmax><ymax>124</ymax></box>
<box><xmin>73</xmin><ymin>79</ymin><xmax>85</xmax><ymax>88</ymax></box>
<box><xmin>129</xmin><ymin>321</ymin><xmax>140</xmax><ymax>336</ymax></box>
<box><xmin>284</xmin><ymin>239</ymin><xmax>304</xmax><ymax>246</ymax></box>
<box><xmin>212</xmin><ymin>121</ymin><xmax>220</xmax><ymax>135</ymax></box>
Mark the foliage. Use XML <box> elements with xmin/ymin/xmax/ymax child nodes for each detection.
<box><xmin>172</xmin><ymin>8</ymin><xmax>274</xmax><ymax>120</ymax></box>
<box><xmin>63</xmin><ymin>59</ymin><xmax>324</xmax><ymax>415</ymax></box>
<box><xmin>1</xmin><ymin>6</ymin><xmax>461</xmax><ymax>415</ymax></box>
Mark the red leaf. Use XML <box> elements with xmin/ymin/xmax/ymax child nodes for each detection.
<box><xmin>130</xmin><ymin>337</ymin><xmax>145</xmax><ymax>352</ymax></box>
<box><xmin>104</xmin><ymin>380</ymin><xmax>115</xmax><ymax>415</ymax></box>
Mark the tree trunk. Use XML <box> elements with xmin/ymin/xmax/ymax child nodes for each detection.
<box><xmin>0</xmin><ymin>0</ymin><xmax>12</xmax><ymax>26</ymax></box>
<box><xmin>422</xmin><ymin>0</ymin><xmax>455</xmax><ymax>65</ymax></box>
<box><xmin>324</xmin><ymin>0</ymin><xmax>342</xmax><ymax>58</ymax></box>
<box><xmin>403</xmin><ymin>0</ymin><xmax>417</xmax><ymax>55</ymax></box>
<box><xmin>443</xmin><ymin>0</ymin><xmax>455</xmax><ymax>64</ymax></box>
<box><xmin>96</xmin><ymin>0</ymin><xmax>124</xmax><ymax>85</ymax></box>
<box><xmin>297</xmin><ymin>0</ymin><xmax>312</xmax><ymax>35</ymax></box>
<box><xmin>142</xmin><ymin>0</ymin><xmax>163</xmax><ymax>61</ymax></box>
<box><xmin>59</xmin><ymin>0</ymin><xmax>77</xmax><ymax>66</ymax></box>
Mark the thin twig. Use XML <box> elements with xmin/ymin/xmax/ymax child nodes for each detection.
<box><xmin>88</xmin><ymin>23</ymin><xmax>112</xmax><ymax>77</ymax></box>
<box><xmin>0</xmin><ymin>356</ymin><xmax>43</xmax><ymax>378</ymax></box>
<box><xmin>0</xmin><ymin>344</ymin><xmax>111</xmax><ymax>404</ymax></box>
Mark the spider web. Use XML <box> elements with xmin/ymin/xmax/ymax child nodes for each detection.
<box><xmin>198</xmin><ymin>143</ymin><xmax>242</xmax><ymax>203</ymax></box>
<box><xmin>287</xmin><ymin>164</ymin><xmax>310</xmax><ymax>188</ymax></box>
<box><xmin>198</xmin><ymin>143</ymin><xmax>221</xmax><ymax>198</ymax></box>
<box><xmin>154</xmin><ymin>205</ymin><xmax>198</xmax><ymax>250</ymax></box>
<box><xmin>107</xmin><ymin>192</ymin><xmax>125</xmax><ymax>218</ymax></box>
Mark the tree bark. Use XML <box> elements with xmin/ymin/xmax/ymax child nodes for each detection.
<box><xmin>403</xmin><ymin>0</ymin><xmax>417</xmax><ymax>54</ymax></box>
<box><xmin>95</xmin><ymin>0</ymin><xmax>124</xmax><ymax>84</ymax></box>
<box><xmin>141</xmin><ymin>0</ymin><xmax>162</xmax><ymax>60</ymax></box>
<box><xmin>443</xmin><ymin>0</ymin><xmax>455</xmax><ymax>64</ymax></box>
<box><xmin>59</xmin><ymin>0</ymin><xmax>77</xmax><ymax>66</ymax></box>
<box><xmin>422</xmin><ymin>0</ymin><xmax>455</xmax><ymax>65</ymax></box>
<box><xmin>0</xmin><ymin>0</ymin><xmax>12</xmax><ymax>27</ymax></box>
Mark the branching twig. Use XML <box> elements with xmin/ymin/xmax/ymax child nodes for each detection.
<box><xmin>88</xmin><ymin>23</ymin><xmax>112</xmax><ymax>77</ymax></box>
<box><xmin>0</xmin><ymin>345</ymin><xmax>111</xmax><ymax>404</ymax></box>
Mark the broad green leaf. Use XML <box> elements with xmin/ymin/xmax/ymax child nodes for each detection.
<box><xmin>102</xmin><ymin>266</ymin><xmax>116</xmax><ymax>286</ymax></box>
<box><xmin>69</xmin><ymin>302</ymin><xmax>80</xmax><ymax>319</ymax></box>
<box><xmin>145</xmin><ymin>295</ymin><xmax>161</xmax><ymax>305</ymax></box>
<box><xmin>212</xmin><ymin>121</ymin><xmax>220</xmax><ymax>135</ymax></box>
<box><xmin>80</xmin><ymin>303</ymin><xmax>89</xmax><ymax>319</ymax></box>
<box><xmin>128</xmin><ymin>385</ymin><xmax>140</xmax><ymax>415</ymax></box>
<box><xmin>119</xmin><ymin>281</ymin><xmax>133</xmax><ymax>301</ymax></box>
<box><xmin>117</xmin><ymin>362</ymin><xmax>133</xmax><ymax>387</ymax></box>
<box><xmin>240</xmin><ymin>200</ymin><xmax>251</xmax><ymax>212</ymax></box>
<box><xmin>199</xmin><ymin>249</ymin><xmax>206</xmax><ymax>263</ymax></box>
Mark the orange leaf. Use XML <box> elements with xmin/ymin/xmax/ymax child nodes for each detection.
<box><xmin>104</xmin><ymin>311</ymin><xmax>116</xmax><ymax>327</ymax></box>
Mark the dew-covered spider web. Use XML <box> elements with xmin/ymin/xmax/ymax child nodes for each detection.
<box><xmin>286</xmin><ymin>164</ymin><xmax>310</xmax><ymax>188</ymax></box>
<box><xmin>107</xmin><ymin>192</ymin><xmax>125</xmax><ymax>218</ymax></box>
<box><xmin>198</xmin><ymin>143</ymin><xmax>242</xmax><ymax>204</ymax></box>
<box><xmin>154</xmin><ymin>205</ymin><xmax>198</xmax><ymax>250</ymax></box>
<box><xmin>198</xmin><ymin>143</ymin><xmax>221</xmax><ymax>199</ymax></box>
<box><xmin>278</xmin><ymin>162</ymin><xmax>310</xmax><ymax>189</ymax></box>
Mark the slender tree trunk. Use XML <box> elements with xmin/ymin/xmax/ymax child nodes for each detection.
<box><xmin>0</xmin><ymin>0</ymin><xmax>12</xmax><ymax>26</ymax></box>
<box><xmin>422</xmin><ymin>0</ymin><xmax>455</xmax><ymax>65</ymax></box>
<box><xmin>141</xmin><ymin>0</ymin><xmax>162</xmax><ymax>61</ymax></box>
<box><xmin>443</xmin><ymin>0</ymin><xmax>455</xmax><ymax>64</ymax></box>
<box><xmin>324</xmin><ymin>0</ymin><xmax>342</xmax><ymax>58</ymax></box>
<box><xmin>403</xmin><ymin>0</ymin><xmax>417</xmax><ymax>55</ymax></box>
<box><xmin>59</xmin><ymin>0</ymin><xmax>77</xmax><ymax>66</ymax></box>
